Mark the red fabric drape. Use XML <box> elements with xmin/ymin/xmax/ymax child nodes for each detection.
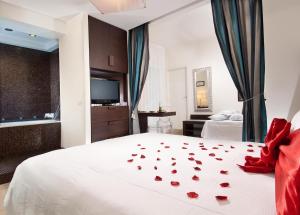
<box><xmin>239</xmin><ymin>118</ymin><xmax>291</xmax><ymax>173</ymax></box>
<box><xmin>275</xmin><ymin>129</ymin><xmax>300</xmax><ymax>215</ymax></box>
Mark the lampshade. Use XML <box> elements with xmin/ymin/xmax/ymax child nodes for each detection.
<box><xmin>90</xmin><ymin>0</ymin><xmax>146</xmax><ymax>14</ymax></box>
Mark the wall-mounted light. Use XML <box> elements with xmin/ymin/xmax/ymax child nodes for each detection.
<box><xmin>4</xmin><ymin>28</ymin><xmax>13</xmax><ymax>32</ymax></box>
<box><xmin>90</xmin><ymin>0</ymin><xmax>146</xmax><ymax>14</ymax></box>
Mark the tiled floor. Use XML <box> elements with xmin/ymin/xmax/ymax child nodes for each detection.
<box><xmin>0</xmin><ymin>183</ymin><xmax>8</xmax><ymax>215</ymax></box>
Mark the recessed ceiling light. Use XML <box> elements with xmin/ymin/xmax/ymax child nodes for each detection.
<box><xmin>29</xmin><ymin>34</ymin><xmax>37</xmax><ymax>37</ymax></box>
<box><xmin>4</xmin><ymin>28</ymin><xmax>13</xmax><ymax>32</ymax></box>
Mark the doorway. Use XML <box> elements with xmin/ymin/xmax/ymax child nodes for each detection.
<box><xmin>168</xmin><ymin>67</ymin><xmax>188</xmax><ymax>130</ymax></box>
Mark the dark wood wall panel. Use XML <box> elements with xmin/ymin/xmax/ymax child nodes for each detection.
<box><xmin>89</xmin><ymin>16</ymin><xmax>128</xmax><ymax>73</ymax></box>
<box><xmin>0</xmin><ymin>43</ymin><xmax>60</xmax><ymax>120</ymax></box>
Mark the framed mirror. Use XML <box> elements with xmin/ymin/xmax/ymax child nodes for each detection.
<box><xmin>193</xmin><ymin>67</ymin><xmax>212</xmax><ymax>112</ymax></box>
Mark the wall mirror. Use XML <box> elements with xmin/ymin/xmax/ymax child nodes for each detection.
<box><xmin>193</xmin><ymin>67</ymin><xmax>212</xmax><ymax>112</ymax></box>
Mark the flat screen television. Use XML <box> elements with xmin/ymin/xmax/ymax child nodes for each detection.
<box><xmin>91</xmin><ymin>78</ymin><xmax>120</xmax><ymax>104</ymax></box>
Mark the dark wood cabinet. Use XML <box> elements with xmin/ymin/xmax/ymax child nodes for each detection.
<box><xmin>88</xmin><ymin>16</ymin><xmax>128</xmax><ymax>73</ymax></box>
<box><xmin>183</xmin><ymin>114</ymin><xmax>211</xmax><ymax>137</ymax></box>
<box><xmin>89</xmin><ymin>16</ymin><xmax>129</xmax><ymax>142</ymax></box>
<box><xmin>91</xmin><ymin>106</ymin><xmax>129</xmax><ymax>142</ymax></box>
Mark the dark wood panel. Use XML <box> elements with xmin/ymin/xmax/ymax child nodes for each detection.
<box><xmin>190</xmin><ymin>114</ymin><xmax>211</xmax><ymax>120</ymax></box>
<box><xmin>91</xmin><ymin>120</ymin><xmax>129</xmax><ymax>142</ymax></box>
<box><xmin>91</xmin><ymin>106</ymin><xmax>129</xmax><ymax>122</ymax></box>
<box><xmin>88</xmin><ymin>16</ymin><xmax>128</xmax><ymax>73</ymax></box>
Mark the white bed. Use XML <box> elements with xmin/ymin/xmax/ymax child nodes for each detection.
<box><xmin>201</xmin><ymin>120</ymin><xmax>243</xmax><ymax>141</ymax></box>
<box><xmin>4</xmin><ymin>133</ymin><xmax>274</xmax><ymax>215</ymax></box>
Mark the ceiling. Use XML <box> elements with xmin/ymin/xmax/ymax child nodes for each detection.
<box><xmin>150</xmin><ymin>2</ymin><xmax>215</xmax><ymax>48</ymax></box>
<box><xmin>1</xmin><ymin>0</ymin><xmax>202</xmax><ymax>30</ymax></box>
<box><xmin>0</xmin><ymin>18</ymin><xmax>58</xmax><ymax>52</ymax></box>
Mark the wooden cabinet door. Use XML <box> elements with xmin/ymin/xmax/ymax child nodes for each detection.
<box><xmin>88</xmin><ymin>16</ymin><xmax>128</xmax><ymax>73</ymax></box>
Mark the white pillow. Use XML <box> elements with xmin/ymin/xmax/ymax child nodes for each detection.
<box><xmin>229</xmin><ymin>113</ymin><xmax>243</xmax><ymax>121</ymax></box>
<box><xmin>209</xmin><ymin>114</ymin><xmax>228</xmax><ymax>121</ymax></box>
<box><xmin>291</xmin><ymin>111</ymin><xmax>300</xmax><ymax>131</ymax></box>
<box><xmin>219</xmin><ymin>110</ymin><xmax>240</xmax><ymax>118</ymax></box>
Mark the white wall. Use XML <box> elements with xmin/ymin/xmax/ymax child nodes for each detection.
<box><xmin>153</xmin><ymin>0</ymin><xmax>300</xmax><ymax>125</ymax></box>
<box><xmin>263</xmin><ymin>0</ymin><xmax>300</xmax><ymax>121</ymax></box>
<box><xmin>166</xmin><ymin>38</ymin><xmax>242</xmax><ymax>117</ymax></box>
<box><xmin>59</xmin><ymin>13</ymin><xmax>91</xmax><ymax>148</ymax></box>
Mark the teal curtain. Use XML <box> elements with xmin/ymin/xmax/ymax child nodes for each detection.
<box><xmin>128</xmin><ymin>24</ymin><xmax>149</xmax><ymax>134</ymax></box>
<box><xmin>211</xmin><ymin>0</ymin><xmax>267</xmax><ymax>142</ymax></box>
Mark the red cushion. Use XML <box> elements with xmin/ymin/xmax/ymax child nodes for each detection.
<box><xmin>276</xmin><ymin>129</ymin><xmax>300</xmax><ymax>215</ymax></box>
<box><xmin>239</xmin><ymin>118</ymin><xmax>291</xmax><ymax>173</ymax></box>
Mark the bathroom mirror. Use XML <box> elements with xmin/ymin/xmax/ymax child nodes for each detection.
<box><xmin>193</xmin><ymin>67</ymin><xmax>212</xmax><ymax>112</ymax></box>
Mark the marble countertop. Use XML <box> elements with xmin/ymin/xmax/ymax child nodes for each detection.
<box><xmin>0</xmin><ymin>119</ymin><xmax>60</xmax><ymax>128</ymax></box>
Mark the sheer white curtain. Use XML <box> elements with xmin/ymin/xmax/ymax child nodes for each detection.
<box><xmin>138</xmin><ymin>43</ymin><xmax>168</xmax><ymax>129</ymax></box>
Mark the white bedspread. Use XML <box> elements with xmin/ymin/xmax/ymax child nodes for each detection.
<box><xmin>202</xmin><ymin>120</ymin><xmax>243</xmax><ymax>141</ymax></box>
<box><xmin>4</xmin><ymin>133</ymin><xmax>275</xmax><ymax>215</ymax></box>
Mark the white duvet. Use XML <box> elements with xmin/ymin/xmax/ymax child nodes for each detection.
<box><xmin>4</xmin><ymin>133</ymin><xmax>275</xmax><ymax>215</ymax></box>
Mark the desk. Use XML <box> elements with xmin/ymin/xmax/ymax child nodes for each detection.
<box><xmin>138</xmin><ymin>111</ymin><xmax>176</xmax><ymax>133</ymax></box>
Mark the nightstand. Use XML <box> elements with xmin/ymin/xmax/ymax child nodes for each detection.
<box><xmin>182</xmin><ymin>114</ymin><xmax>211</xmax><ymax>137</ymax></box>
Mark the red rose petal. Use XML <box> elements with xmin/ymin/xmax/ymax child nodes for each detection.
<box><xmin>137</xmin><ymin>144</ymin><xmax>141</xmax><ymax>146</ymax></box>
<box><xmin>155</xmin><ymin>176</ymin><xmax>162</xmax><ymax>181</ymax></box>
<box><xmin>258</xmin><ymin>145</ymin><xmax>263</xmax><ymax>148</ymax></box>
<box><xmin>154</xmin><ymin>166</ymin><xmax>158</xmax><ymax>170</ymax></box>
<box><xmin>212</xmin><ymin>147</ymin><xmax>219</xmax><ymax>150</ymax></box>
<box><xmin>199</xmin><ymin>142</ymin><xmax>204</xmax><ymax>145</ymax></box>
<box><xmin>247</xmin><ymin>144</ymin><xmax>253</xmax><ymax>147</ymax></box>
<box><xmin>220</xmin><ymin>182</ymin><xmax>230</xmax><ymax>188</ymax></box>
<box><xmin>247</xmin><ymin>149</ymin><xmax>254</xmax><ymax>152</ymax></box>
<box><xmin>199</xmin><ymin>145</ymin><xmax>204</xmax><ymax>148</ymax></box>
<box><xmin>184</xmin><ymin>143</ymin><xmax>189</xmax><ymax>145</ymax></box>
<box><xmin>171</xmin><ymin>169</ymin><xmax>177</xmax><ymax>174</ymax></box>
<box><xmin>187</xmin><ymin>192</ymin><xmax>199</xmax><ymax>199</ymax></box>
<box><xmin>157</xmin><ymin>150</ymin><xmax>161</xmax><ymax>152</ymax></box>
<box><xmin>140</xmin><ymin>155</ymin><xmax>146</xmax><ymax>159</ymax></box>
<box><xmin>225</xmin><ymin>150</ymin><xmax>229</xmax><ymax>153</ymax></box>
<box><xmin>192</xmin><ymin>175</ymin><xmax>199</xmax><ymax>181</ymax></box>
<box><xmin>194</xmin><ymin>167</ymin><xmax>201</xmax><ymax>171</ymax></box>
<box><xmin>171</xmin><ymin>157</ymin><xmax>176</xmax><ymax>160</ymax></box>
<box><xmin>230</xmin><ymin>146</ymin><xmax>235</xmax><ymax>149</ymax></box>
<box><xmin>189</xmin><ymin>153</ymin><xmax>195</xmax><ymax>156</ymax></box>
<box><xmin>165</xmin><ymin>146</ymin><xmax>170</xmax><ymax>149</ymax></box>
<box><xmin>188</xmin><ymin>157</ymin><xmax>195</xmax><ymax>161</ymax></box>
<box><xmin>218</xmin><ymin>144</ymin><xmax>224</xmax><ymax>147</ymax></box>
<box><xmin>137</xmin><ymin>166</ymin><xmax>142</xmax><ymax>170</ymax></box>
<box><xmin>132</xmin><ymin>154</ymin><xmax>137</xmax><ymax>157</ymax></box>
<box><xmin>195</xmin><ymin>160</ymin><xmax>202</xmax><ymax>165</ymax></box>
<box><xmin>182</xmin><ymin>147</ymin><xmax>188</xmax><ymax>149</ymax></box>
<box><xmin>127</xmin><ymin>159</ymin><xmax>134</xmax><ymax>163</ymax></box>
<box><xmin>141</xmin><ymin>147</ymin><xmax>146</xmax><ymax>150</ymax></box>
<box><xmin>220</xmin><ymin>170</ymin><xmax>228</xmax><ymax>175</ymax></box>
<box><xmin>172</xmin><ymin>162</ymin><xmax>176</xmax><ymax>166</ymax></box>
<box><xmin>171</xmin><ymin>181</ymin><xmax>180</xmax><ymax>187</ymax></box>
<box><xmin>215</xmin><ymin>158</ymin><xmax>223</xmax><ymax>161</ymax></box>
<box><xmin>216</xmin><ymin>195</ymin><xmax>228</xmax><ymax>201</ymax></box>
<box><xmin>157</xmin><ymin>157</ymin><xmax>161</xmax><ymax>161</ymax></box>
<box><xmin>160</xmin><ymin>142</ymin><xmax>164</xmax><ymax>145</ymax></box>
<box><xmin>209</xmin><ymin>153</ymin><xmax>216</xmax><ymax>157</ymax></box>
<box><xmin>201</xmin><ymin>147</ymin><xmax>208</xmax><ymax>150</ymax></box>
